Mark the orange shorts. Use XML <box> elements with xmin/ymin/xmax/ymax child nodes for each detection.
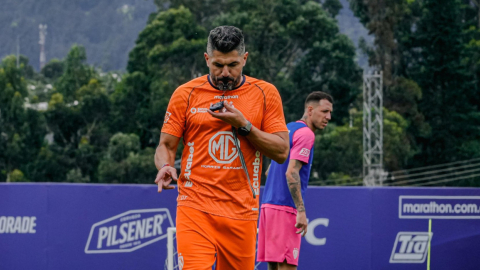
<box><xmin>176</xmin><ymin>206</ymin><xmax>257</xmax><ymax>270</ymax></box>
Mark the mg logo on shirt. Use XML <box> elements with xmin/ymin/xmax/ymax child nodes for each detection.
<box><xmin>209</xmin><ymin>131</ymin><xmax>239</xmax><ymax>164</ymax></box>
<box><xmin>390</xmin><ymin>232</ymin><xmax>432</xmax><ymax>263</ymax></box>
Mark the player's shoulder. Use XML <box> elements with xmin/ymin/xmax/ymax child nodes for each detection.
<box><xmin>244</xmin><ymin>75</ymin><xmax>279</xmax><ymax>93</ymax></box>
<box><xmin>289</xmin><ymin>122</ymin><xmax>315</xmax><ymax>137</ymax></box>
<box><xmin>174</xmin><ymin>75</ymin><xmax>210</xmax><ymax>96</ymax></box>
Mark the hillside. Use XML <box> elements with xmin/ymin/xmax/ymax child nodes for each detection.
<box><xmin>337</xmin><ymin>0</ymin><xmax>372</xmax><ymax>68</ymax></box>
<box><xmin>0</xmin><ymin>0</ymin><xmax>370</xmax><ymax>71</ymax></box>
<box><xmin>0</xmin><ymin>0</ymin><xmax>156</xmax><ymax>71</ymax></box>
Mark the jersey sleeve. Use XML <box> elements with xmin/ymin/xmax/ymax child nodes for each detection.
<box><xmin>262</xmin><ymin>84</ymin><xmax>288</xmax><ymax>134</ymax></box>
<box><xmin>290</xmin><ymin>127</ymin><xmax>315</xmax><ymax>163</ymax></box>
<box><xmin>161</xmin><ymin>87</ymin><xmax>189</xmax><ymax>138</ymax></box>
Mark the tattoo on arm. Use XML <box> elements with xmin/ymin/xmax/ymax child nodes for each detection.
<box><xmin>287</xmin><ymin>160</ymin><xmax>305</xmax><ymax>212</ymax></box>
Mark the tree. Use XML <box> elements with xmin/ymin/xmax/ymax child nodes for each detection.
<box><xmin>41</xmin><ymin>59</ymin><xmax>64</xmax><ymax>80</ymax></box>
<box><xmin>114</xmin><ymin>6</ymin><xmax>207</xmax><ymax>147</ymax></box>
<box><xmin>55</xmin><ymin>45</ymin><xmax>96</xmax><ymax>102</ymax></box>
<box><xmin>350</xmin><ymin>0</ymin><xmax>480</xmax><ymax>178</ymax></box>
<box><xmin>98</xmin><ymin>133</ymin><xmax>157</xmax><ymax>183</ymax></box>
<box><xmin>322</xmin><ymin>0</ymin><xmax>343</xmax><ymax>17</ymax></box>
<box><xmin>126</xmin><ymin>1</ymin><xmax>361</xmax><ymax>141</ymax></box>
<box><xmin>44</xmin><ymin>77</ymin><xmax>112</xmax><ymax>182</ymax></box>
<box><xmin>209</xmin><ymin>0</ymin><xmax>362</xmax><ymax>123</ymax></box>
<box><xmin>312</xmin><ymin>108</ymin><xmax>415</xmax><ymax>184</ymax></box>
<box><xmin>0</xmin><ymin>55</ymin><xmax>46</xmax><ymax>182</ymax></box>
<box><xmin>66</xmin><ymin>168</ymin><xmax>90</xmax><ymax>183</ymax></box>
<box><xmin>408</xmin><ymin>0</ymin><xmax>480</xmax><ymax>165</ymax></box>
<box><xmin>26</xmin><ymin>145</ymin><xmax>72</xmax><ymax>182</ymax></box>
<box><xmin>120</xmin><ymin>1</ymin><xmax>362</xmax><ymax>183</ymax></box>
<box><xmin>41</xmin><ymin>47</ymin><xmax>112</xmax><ymax>182</ymax></box>
<box><xmin>8</xmin><ymin>169</ymin><xmax>28</xmax><ymax>182</ymax></box>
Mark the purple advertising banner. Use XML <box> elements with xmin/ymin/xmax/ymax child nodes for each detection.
<box><xmin>1</xmin><ymin>183</ymin><xmax>480</xmax><ymax>270</ymax></box>
<box><xmin>370</xmin><ymin>188</ymin><xmax>480</xmax><ymax>270</ymax></box>
<box><xmin>398</xmin><ymin>196</ymin><xmax>480</xmax><ymax>219</ymax></box>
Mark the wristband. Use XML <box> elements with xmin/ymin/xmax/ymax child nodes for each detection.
<box><xmin>161</xmin><ymin>163</ymin><xmax>171</xmax><ymax>169</ymax></box>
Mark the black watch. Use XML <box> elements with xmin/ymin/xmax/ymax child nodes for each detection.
<box><xmin>238</xmin><ymin>121</ymin><xmax>252</xmax><ymax>136</ymax></box>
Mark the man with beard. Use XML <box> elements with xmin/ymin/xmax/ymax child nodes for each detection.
<box><xmin>154</xmin><ymin>26</ymin><xmax>289</xmax><ymax>270</ymax></box>
<box><xmin>257</xmin><ymin>91</ymin><xmax>333</xmax><ymax>270</ymax></box>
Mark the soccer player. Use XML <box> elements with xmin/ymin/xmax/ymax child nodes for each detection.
<box><xmin>154</xmin><ymin>26</ymin><xmax>289</xmax><ymax>270</ymax></box>
<box><xmin>257</xmin><ymin>91</ymin><xmax>333</xmax><ymax>270</ymax></box>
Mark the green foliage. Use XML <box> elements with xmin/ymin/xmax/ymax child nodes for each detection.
<box><xmin>312</xmin><ymin>108</ymin><xmax>415</xmax><ymax>184</ymax></box>
<box><xmin>324</xmin><ymin>172</ymin><xmax>359</xmax><ymax>186</ymax></box>
<box><xmin>45</xmin><ymin>92</ymin><xmax>82</xmax><ymax>147</ymax></box>
<box><xmin>349</xmin><ymin>0</ymin><xmax>480</xmax><ymax>183</ymax></box>
<box><xmin>66</xmin><ymin>168</ymin><xmax>90</xmax><ymax>183</ymax></box>
<box><xmin>383</xmin><ymin>109</ymin><xmax>416</xmax><ymax>170</ymax></box>
<box><xmin>0</xmin><ymin>55</ymin><xmax>28</xmax><ymax>99</ymax></box>
<box><xmin>107</xmin><ymin>133</ymin><xmax>141</xmax><ymax>162</ymax></box>
<box><xmin>4</xmin><ymin>0</ymin><xmax>479</xmax><ymax>187</ymax></box>
<box><xmin>117</xmin><ymin>6</ymin><xmax>207</xmax><ymax>147</ymax></box>
<box><xmin>406</xmin><ymin>0</ymin><xmax>479</xmax><ymax>165</ymax></box>
<box><xmin>120</xmin><ymin>1</ymin><xmax>362</xmax><ymax>153</ymax></box>
<box><xmin>8</xmin><ymin>169</ymin><xmax>28</xmax><ymax>182</ymax></box>
<box><xmin>98</xmin><ymin>133</ymin><xmax>156</xmax><ymax>183</ymax></box>
<box><xmin>26</xmin><ymin>145</ymin><xmax>72</xmax><ymax>182</ymax></box>
<box><xmin>313</xmin><ymin>122</ymin><xmax>363</xmax><ymax>181</ymax></box>
<box><xmin>55</xmin><ymin>45</ymin><xmax>96</xmax><ymax>101</ymax></box>
<box><xmin>41</xmin><ymin>59</ymin><xmax>64</xmax><ymax>80</ymax></box>
<box><xmin>127</xmin><ymin>6</ymin><xmax>207</xmax><ymax>81</ymax></box>
<box><xmin>210</xmin><ymin>0</ymin><xmax>362</xmax><ymax>123</ymax></box>
<box><xmin>76</xmin><ymin>79</ymin><xmax>110</xmax><ymax>125</ymax></box>
<box><xmin>322</xmin><ymin>0</ymin><xmax>343</xmax><ymax>17</ymax></box>
<box><xmin>0</xmin><ymin>55</ymin><xmax>46</xmax><ymax>182</ymax></box>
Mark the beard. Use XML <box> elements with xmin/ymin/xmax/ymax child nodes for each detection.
<box><xmin>314</xmin><ymin>121</ymin><xmax>327</xmax><ymax>130</ymax></box>
<box><xmin>212</xmin><ymin>75</ymin><xmax>240</xmax><ymax>90</ymax></box>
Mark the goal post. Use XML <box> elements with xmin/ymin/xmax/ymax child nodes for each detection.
<box><xmin>167</xmin><ymin>227</ymin><xmax>176</xmax><ymax>270</ymax></box>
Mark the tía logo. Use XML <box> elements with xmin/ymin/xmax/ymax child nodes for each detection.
<box><xmin>208</xmin><ymin>131</ymin><xmax>239</xmax><ymax>164</ymax></box>
<box><xmin>85</xmin><ymin>208</ymin><xmax>174</xmax><ymax>254</ymax></box>
<box><xmin>293</xmin><ymin>248</ymin><xmax>299</xmax><ymax>259</ymax></box>
<box><xmin>390</xmin><ymin>232</ymin><xmax>432</xmax><ymax>263</ymax></box>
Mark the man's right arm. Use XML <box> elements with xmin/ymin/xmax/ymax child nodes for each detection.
<box><xmin>286</xmin><ymin>159</ymin><xmax>308</xmax><ymax>236</ymax></box>
<box><xmin>155</xmin><ymin>85</ymin><xmax>188</xmax><ymax>193</ymax></box>
<box><xmin>154</xmin><ymin>133</ymin><xmax>181</xmax><ymax>192</ymax></box>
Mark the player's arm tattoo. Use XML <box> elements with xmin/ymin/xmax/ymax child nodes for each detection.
<box><xmin>286</xmin><ymin>159</ymin><xmax>305</xmax><ymax>212</ymax></box>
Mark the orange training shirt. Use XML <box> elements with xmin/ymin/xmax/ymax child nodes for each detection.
<box><xmin>161</xmin><ymin>75</ymin><xmax>288</xmax><ymax>220</ymax></box>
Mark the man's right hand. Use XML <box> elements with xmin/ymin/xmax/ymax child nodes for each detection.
<box><xmin>154</xmin><ymin>166</ymin><xmax>178</xmax><ymax>193</ymax></box>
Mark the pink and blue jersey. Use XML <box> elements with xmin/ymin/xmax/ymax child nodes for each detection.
<box><xmin>261</xmin><ymin>121</ymin><xmax>315</xmax><ymax>208</ymax></box>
